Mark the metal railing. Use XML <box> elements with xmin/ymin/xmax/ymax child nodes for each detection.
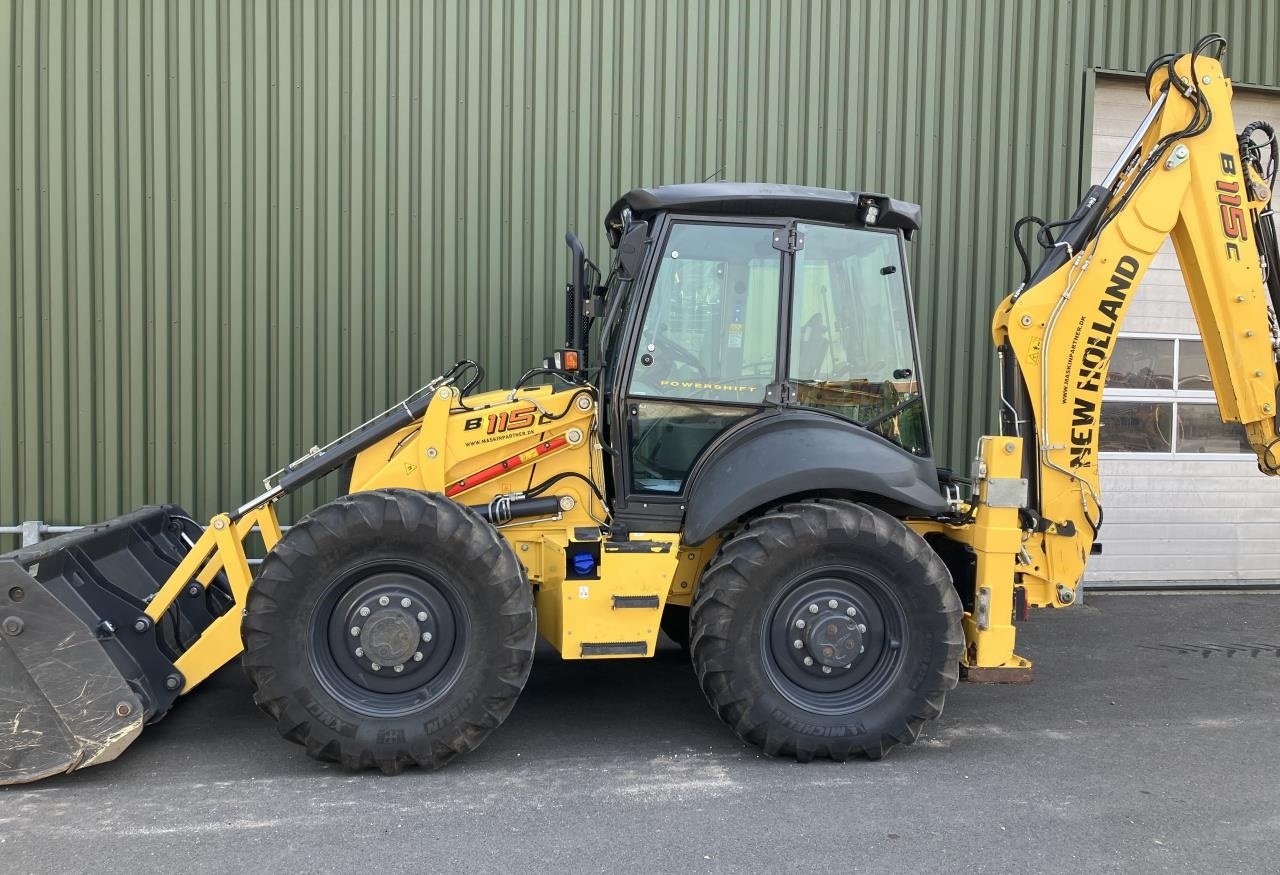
<box><xmin>0</xmin><ymin>521</ymin><xmax>83</xmax><ymax>548</ymax></box>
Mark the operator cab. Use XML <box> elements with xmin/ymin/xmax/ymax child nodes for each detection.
<box><xmin>568</xmin><ymin>183</ymin><xmax>947</xmax><ymax>536</ymax></box>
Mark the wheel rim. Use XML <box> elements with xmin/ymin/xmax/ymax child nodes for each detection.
<box><xmin>761</xmin><ymin>565</ymin><xmax>909</xmax><ymax>716</ymax></box>
<box><xmin>310</xmin><ymin>559</ymin><xmax>468</xmax><ymax>718</ymax></box>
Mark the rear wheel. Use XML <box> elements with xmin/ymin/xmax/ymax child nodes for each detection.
<box><xmin>690</xmin><ymin>499</ymin><xmax>962</xmax><ymax>761</ymax></box>
<box><xmin>242</xmin><ymin>488</ymin><xmax>535</xmax><ymax>773</ymax></box>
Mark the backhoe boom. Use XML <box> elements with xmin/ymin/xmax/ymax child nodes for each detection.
<box><xmin>934</xmin><ymin>42</ymin><xmax>1280</xmax><ymax>678</ymax></box>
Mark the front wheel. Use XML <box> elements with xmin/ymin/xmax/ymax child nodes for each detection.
<box><xmin>242</xmin><ymin>488</ymin><xmax>536</xmax><ymax>773</ymax></box>
<box><xmin>690</xmin><ymin>499</ymin><xmax>962</xmax><ymax>761</ymax></box>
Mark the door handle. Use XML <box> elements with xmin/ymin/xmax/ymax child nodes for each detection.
<box><xmin>627</xmin><ymin>404</ymin><xmax>640</xmax><ymax>442</ymax></box>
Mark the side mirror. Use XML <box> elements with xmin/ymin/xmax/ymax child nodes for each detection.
<box><xmin>616</xmin><ymin>221</ymin><xmax>649</xmax><ymax>281</ymax></box>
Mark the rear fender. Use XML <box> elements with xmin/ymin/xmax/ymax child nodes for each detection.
<box><xmin>681</xmin><ymin>411</ymin><xmax>947</xmax><ymax>545</ymax></box>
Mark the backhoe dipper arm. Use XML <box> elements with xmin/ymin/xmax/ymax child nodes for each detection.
<box><xmin>991</xmin><ymin>48</ymin><xmax>1280</xmax><ymax>607</ymax></box>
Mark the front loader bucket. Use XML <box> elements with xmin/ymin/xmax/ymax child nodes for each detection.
<box><xmin>0</xmin><ymin>506</ymin><xmax>223</xmax><ymax>785</ymax></box>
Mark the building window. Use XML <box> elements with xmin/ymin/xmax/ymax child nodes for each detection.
<box><xmin>1100</xmin><ymin>335</ymin><xmax>1251</xmax><ymax>456</ymax></box>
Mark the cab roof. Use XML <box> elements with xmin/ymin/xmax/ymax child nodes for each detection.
<box><xmin>604</xmin><ymin>183</ymin><xmax>921</xmax><ymax>245</ymax></box>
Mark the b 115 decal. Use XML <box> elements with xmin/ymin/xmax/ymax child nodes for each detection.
<box><xmin>1218</xmin><ymin>152</ymin><xmax>1248</xmax><ymax>261</ymax></box>
<box><xmin>463</xmin><ymin>405</ymin><xmax>552</xmax><ymax>435</ymax></box>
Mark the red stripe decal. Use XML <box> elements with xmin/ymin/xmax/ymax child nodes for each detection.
<box><xmin>445</xmin><ymin>434</ymin><xmax>570</xmax><ymax>498</ymax></box>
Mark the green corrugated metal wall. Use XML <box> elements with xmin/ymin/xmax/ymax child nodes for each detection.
<box><xmin>3</xmin><ymin>0</ymin><xmax>1278</xmax><ymax>527</ymax></box>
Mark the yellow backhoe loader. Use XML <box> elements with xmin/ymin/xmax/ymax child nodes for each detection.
<box><xmin>2</xmin><ymin>34</ymin><xmax>1277</xmax><ymax>783</ymax></box>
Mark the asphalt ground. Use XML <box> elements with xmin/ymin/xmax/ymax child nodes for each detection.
<box><xmin>3</xmin><ymin>591</ymin><xmax>1279</xmax><ymax>873</ymax></box>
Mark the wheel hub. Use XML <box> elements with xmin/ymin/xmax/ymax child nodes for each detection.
<box><xmin>784</xmin><ymin>595</ymin><xmax>868</xmax><ymax>675</ymax></box>
<box><xmin>805</xmin><ymin>610</ymin><xmax>863</xmax><ymax>669</ymax></box>
<box><xmin>337</xmin><ymin>582</ymin><xmax>440</xmax><ymax>679</ymax></box>
<box><xmin>764</xmin><ymin>571</ymin><xmax>909</xmax><ymax>713</ymax></box>
<box><xmin>359</xmin><ymin>609</ymin><xmax>418</xmax><ymax>665</ymax></box>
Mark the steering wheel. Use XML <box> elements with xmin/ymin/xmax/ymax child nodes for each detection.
<box><xmin>652</xmin><ymin>333</ymin><xmax>708</xmax><ymax>378</ymax></box>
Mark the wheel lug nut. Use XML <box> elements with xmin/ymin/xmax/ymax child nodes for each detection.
<box><xmin>394</xmin><ymin>664</ymin><xmax>405</xmax><ymax>673</ymax></box>
<box><xmin>793</xmin><ymin>639</ymin><xmax>804</xmax><ymax>649</ymax></box>
<box><xmin>808</xmin><ymin>604</ymin><xmax>819</xmax><ymax>614</ymax></box>
<box><xmin>359</xmin><ymin>606</ymin><xmax>370</xmax><ymax>617</ymax></box>
<box><xmin>370</xmin><ymin>662</ymin><xmax>382</xmax><ymax>671</ymax></box>
<box><xmin>355</xmin><ymin>647</ymin><xmax>364</xmax><ymax>657</ymax></box>
<box><xmin>378</xmin><ymin>596</ymin><xmax>390</xmax><ymax>606</ymax></box>
<box><xmin>822</xmin><ymin>666</ymin><xmax>832</xmax><ymax>674</ymax></box>
<box><xmin>828</xmin><ymin>599</ymin><xmax>838</xmax><ymax>609</ymax></box>
<box><xmin>350</xmin><ymin>626</ymin><xmax>360</xmax><ymax>636</ymax></box>
<box><xmin>400</xmin><ymin>598</ymin><xmax>411</xmax><ymax>608</ymax></box>
<box><xmin>803</xmin><ymin>656</ymin><xmax>814</xmax><ymax>666</ymax></box>
<box><xmin>422</xmin><ymin>632</ymin><xmax>433</xmax><ymax>642</ymax></box>
<box><xmin>859</xmin><ymin>646</ymin><xmax>865</xmax><ymax>653</ymax></box>
<box><xmin>413</xmin><ymin>652</ymin><xmax>424</xmax><ymax>662</ymax></box>
<box><xmin>858</xmin><ymin>624</ymin><xmax>867</xmax><ymax>633</ymax></box>
<box><xmin>417</xmin><ymin>611</ymin><xmax>428</xmax><ymax>622</ymax></box>
<box><xmin>846</xmin><ymin>607</ymin><xmax>857</xmax><ymax>617</ymax></box>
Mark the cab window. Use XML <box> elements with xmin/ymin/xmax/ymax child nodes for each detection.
<box><xmin>629</xmin><ymin>223</ymin><xmax>782</xmax><ymax>403</ymax></box>
<box><xmin>788</xmin><ymin>224</ymin><xmax>927</xmax><ymax>455</ymax></box>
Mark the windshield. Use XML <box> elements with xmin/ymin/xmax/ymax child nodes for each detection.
<box><xmin>788</xmin><ymin>224</ymin><xmax>928</xmax><ymax>455</ymax></box>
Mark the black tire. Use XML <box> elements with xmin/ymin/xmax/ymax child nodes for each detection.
<box><xmin>242</xmin><ymin>488</ymin><xmax>536</xmax><ymax>773</ymax></box>
<box><xmin>690</xmin><ymin>499</ymin><xmax>962</xmax><ymax>761</ymax></box>
<box><xmin>660</xmin><ymin>604</ymin><xmax>691</xmax><ymax>652</ymax></box>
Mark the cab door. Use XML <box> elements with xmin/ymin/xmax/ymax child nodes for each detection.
<box><xmin>613</xmin><ymin>219</ymin><xmax>787</xmax><ymax>527</ymax></box>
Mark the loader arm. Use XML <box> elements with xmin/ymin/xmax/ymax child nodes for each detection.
<box><xmin>0</xmin><ymin>365</ymin><xmax>474</xmax><ymax>785</ymax></box>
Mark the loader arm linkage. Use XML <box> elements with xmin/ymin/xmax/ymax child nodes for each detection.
<box><xmin>913</xmin><ymin>41</ymin><xmax>1280</xmax><ymax>680</ymax></box>
<box><xmin>0</xmin><ymin>364</ymin><xmax>476</xmax><ymax>785</ymax></box>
